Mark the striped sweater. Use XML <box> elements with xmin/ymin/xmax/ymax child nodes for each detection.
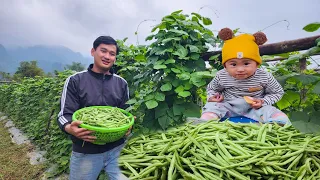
<box><xmin>207</xmin><ymin>68</ymin><xmax>284</xmax><ymax>105</ymax></box>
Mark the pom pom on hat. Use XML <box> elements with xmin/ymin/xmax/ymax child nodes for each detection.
<box><xmin>218</xmin><ymin>28</ymin><xmax>233</xmax><ymax>41</ymax></box>
<box><xmin>253</xmin><ymin>32</ymin><xmax>267</xmax><ymax>45</ymax></box>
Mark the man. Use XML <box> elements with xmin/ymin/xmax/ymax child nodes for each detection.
<box><xmin>57</xmin><ymin>36</ymin><xmax>130</xmax><ymax>180</ymax></box>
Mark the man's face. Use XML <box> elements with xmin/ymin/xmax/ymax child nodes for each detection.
<box><xmin>224</xmin><ymin>58</ymin><xmax>258</xmax><ymax>80</ymax></box>
<box><xmin>91</xmin><ymin>44</ymin><xmax>117</xmax><ymax>73</ymax></box>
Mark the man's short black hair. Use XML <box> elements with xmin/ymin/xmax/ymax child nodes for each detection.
<box><xmin>93</xmin><ymin>36</ymin><xmax>119</xmax><ymax>55</ymax></box>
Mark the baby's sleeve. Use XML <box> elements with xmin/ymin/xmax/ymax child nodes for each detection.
<box><xmin>206</xmin><ymin>73</ymin><xmax>222</xmax><ymax>100</ymax></box>
<box><xmin>262</xmin><ymin>72</ymin><xmax>284</xmax><ymax>105</ymax></box>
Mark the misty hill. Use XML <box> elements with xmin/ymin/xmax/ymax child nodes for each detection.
<box><xmin>0</xmin><ymin>44</ymin><xmax>92</xmax><ymax>73</ymax></box>
<box><xmin>0</xmin><ymin>44</ymin><xmax>16</xmax><ymax>73</ymax></box>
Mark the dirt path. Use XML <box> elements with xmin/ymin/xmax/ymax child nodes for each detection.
<box><xmin>0</xmin><ymin>120</ymin><xmax>45</xmax><ymax>180</ymax></box>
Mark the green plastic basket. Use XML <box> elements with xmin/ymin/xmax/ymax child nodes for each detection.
<box><xmin>72</xmin><ymin>106</ymin><xmax>134</xmax><ymax>145</ymax></box>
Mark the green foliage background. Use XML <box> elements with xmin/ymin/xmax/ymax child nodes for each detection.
<box><xmin>0</xmin><ymin>11</ymin><xmax>319</xmax><ymax>177</ymax></box>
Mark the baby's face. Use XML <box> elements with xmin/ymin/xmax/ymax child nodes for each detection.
<box><xmin>224</xmin><ymin>58</ymin><xmax>258</xmax><ymax>80</ymax></box>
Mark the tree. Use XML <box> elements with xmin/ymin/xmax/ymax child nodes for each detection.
<box><xmin>64</xmin><ymin>62</ymin><xmax>85</xmax><ymax>72</ymax></box>
<box><xmin>0</xmin><ymin>71</ymin><xmax>12</xmax><ymax>81</ymax></box>
<box><xmin>14</xmin><ymin>61</ymin><xmax>45</xmax><ymax>80</ymax></box>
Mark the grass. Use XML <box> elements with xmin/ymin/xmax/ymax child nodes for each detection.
<box><xmin>0</xmin><ymin>120</ymin><xmax>45</xmax><ymax>180</ymax></box>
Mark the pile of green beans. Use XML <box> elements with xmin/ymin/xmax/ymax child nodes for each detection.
<box><xmin>119</xmin><ymin>121</ymin><xmax>320</xmax><ymax>180</ymax></box>
<box><xmin>76</xmin><ymin>107</ymin><xmax>131</xmax><ymax>128</ymax></box>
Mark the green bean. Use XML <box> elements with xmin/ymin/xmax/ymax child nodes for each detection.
<box><xmin>257</xmin><ymin>124</ymin><xmax>267</xmax><ymax>141</ymax></box>
<box><xmin>167</xmin><ymin>152</ymin><xmax>176</xmax><ymax>180</ymax></box>
<box><xmin>216</xmin><ymin>131</ymin><xmax>232</xmax><ymax>158</ymax></box>
<box><xmin>75</xmin><ymin>106</ymin><xmax>131</xmax><ymax>128</ymax></box>
<box><xmin>222</xmin><ymin>151</ymin><xmax>267</xmax><ymax>170</ymax></box>
<box><xmin>123</xmin><ymin>162</ymin><xmax>139</xmax><ymax>177</ymax></box>
<box><xmin>118</xmin><ymin>120</ymin><xmax>320</xmax><ymax>179</ymax></box>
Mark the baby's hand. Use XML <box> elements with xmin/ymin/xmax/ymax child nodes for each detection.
<box><xmin>208</xmin><ymin>93</ymin><xmax>224</xmax><ymax>102</ymax></box>
<box><xmin>251</xmin><ymin>99</ymin><xmax>264</xmax><ymax>109</ymax></box>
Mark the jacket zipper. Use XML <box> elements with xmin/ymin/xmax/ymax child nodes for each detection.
<box><xmin>102</xmin><ymin>74</ymin><xmax>105</xmax><ymax>103</ymax></box>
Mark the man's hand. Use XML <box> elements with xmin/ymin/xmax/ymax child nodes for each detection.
<box><xmin>64</xmin><ymin>121</ymin><xmax>96</xmax><ymax>142</ymax></box>
<box><xmin>251</xmin><ymin>99</ymin><xmax>264</xmax><ymax>109</ymax></box>
<box><xmin>208</xmin><ymin>93</ymin><xmax>224</xmax><ymax>102</ymax></box>
<box><xmin>125</xmin><ymin>126</ymin><xmax>132</xmax><ymax>136</ymax></box>
<box><xmin>125</xmin><ymin>116</ymin><xmax>136</xmax><ymax>137</ymax></box>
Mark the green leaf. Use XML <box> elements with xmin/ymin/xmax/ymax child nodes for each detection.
<box><xmin>312</xmin><ymin>81</ymin><xmax>320</xmax><ymax>94</ymax></box>
<box><xmin>160</xmin><ymin>83</ymin><xmax>172</xmax><ymax>91</ymax></box>
<box><xmin>178</xmin><ymin>91</ymin><xmax>191</xmax><ymax>97</ymax></box>
<box><xmin>290</xmin><ymin>111</ymin><xmax>320</xmax><ymax>134</ymax></box>
<box><xmin>290</xmin><ymin>74</ymin><xmax>320</xmax><ymax>86</ymax></box>
<box><xmin>303</xmin><ymin>22</ymin><xmax>320</xmax><ymax>32</ymax></box>
<box><xmin>159</xmin><ymin>23</ymin><xmax>167</xmax><ymax>30</ymax></box>
<box><xmin>155</xmin><ymin>60</ymin><xmax>165</xmax><ymax>65</ymax></box>
<box><xmin>164</xmin><ymin>69</ymin><xmax>171</xmax><ymax>74</ymax></box>
<box><xmin>153</xmin><ymin>64</ymin><xmax>167</xmax><ymax>70</ymax></box>
<box><xmin>142</xmin><ymin>111</ymin><xmax>156</xmax><ymax>129</ymax></box>
<box><xmin>155</xmin><ymin>92</ymin><xmax>165</xmax><ymax>101</ymax></box>
<box><xmin>209</xmin><ymin>54</ymin><xmax>220</xmax><ymax>60</ymax></box>
<box><xmin>191</xmin><ymin>12</ymin><xmax>202</xmax><ymax>19</ymax></box>
<box><xmin>276</xmin><ymin>91</ymin><xmax>300</xmax><ymax>110</ymax></box>
<box><xmin>147</xmin><ymin>56</ymin><xmax>159</xmax><ymax>63</ymax></box>
<box><xmin>310</xmin><ymin>111</ymin><xmax>320</xmax><ymax>125</ymax></box>
<box><xmin>145</xmin><ymin>34</ymin><xmax>155</xmax><ymax>41</ymax></box>
<box><xmin>151</xmin><ymin>23</ymin><xmax>166</xmax><ymax>32</ymax></box>
<box><xmin>190</xmin><ymin>32</ymin><xmax>198</xmax><ymax>41</ymax></box>
<box><xmin>177</xmin><ymin>73</ymin><xmax>191</xmax><ymax>80</ymax></box>
<box><xmin>289</xmin><ymin>111</ymin><xmax>308</xmax><ymax>122</ymax></box>
<box><xmin>145</xmin><ymin>100</ymin><xmax>158</xmax><ymax>109</ymax></box>
<box><xmin>135</xmin><ymin>54</ymin><xmax>145</xmax><ymax>61</ymax></box>
<box><xmin>184</xmin><ymin>82</ymin><xmax>193</xmax><ymax>90</ymax></box>
<box><xmin>291</xmin><ymin>120</ymin><xmax>320</xmax><ymax>134</ymax></box>
<box><xmin>168</xmin><ymin>29</ymin><xmax>189</xmax><ymax>36</ymax></box>
<box><xmin>194</xmin><ymin>79</ymin><xmax>206</xmax><ymax>87</ymax></box>
<box><xmin>191</xmin><ymin>16</ymin><xmax>199</xmax><ymax>22</ymax></box>
<box><xmin>172</xmin><ymin>79</ymin><xmax>180</xmax><ymax>87</ymax></box>
<box><xmin>190</xmin><ymin>76</ymin><xmax>207</xmax><ymax>87</ymax></box>
<box><xmin>173</xmin><ymin>103</ymin><xmax>185</xmax><ymax>116</ymax></box>
<box><xmin>158</xmin><ymin>115</ymin><xmax>170</xmax><ymax>130</ymax></box>
<box><xmin>183</xmin><ymin>102</ymin><xmax>201</xmax><ymax>117</ymax></box>
<box><xmin>316</xmin><ymin>38</ymin><xmax>320</xmax><ymax>47</ymax></box>
<box><xmin>163</xmin><ymin>16</ymin><xmax>175</xmax><ymax>22</ymax></box>
<box><xmin>172</xmin><ymin>9</ymin><xmax>183</xmax><ymax>14</ymax></box>
<box><xmin>166</xmin><ymin>109</ymin><xmax>174</xmax><ymax>118</ymax></box>
<box><xmin>193</xmin><ymin>59</ymin><xmax>206</xmax><ymax>71</ymax></box>
<box><xmin>173</xmin><ymin>44</ymin><xmax>188</xmax><ymax>58</ymax></box>
<box><xmin>145</xmin><ymin>94</ymin><xmax>155</xmax><ymax>101</ymax></box>
<box><xmin>162</xmin><ymin>37</ymin><xmax>181</xmax><ymax>44</ymax></box>
<box><xmin>276</xmin><ymin>74</ymin><xmax>295</xmax><ymax>86</ymax></box>
<box><xmin>188</xmin><ymin>45</ymin><xmax>200</xmax><ymax>53</ymax></box>
<box><xmin>155</xmin><ymin>46</ymin><xmax>172</xmax><ymax>55</ymax></box>
<box><xmin>202</xmin><ymin>17</ymin><xmax>212</xmax><ymax>25</ymax></box>
<box><xmin>164</xmin><ymin>59</ymin><xmax>175</xmax><ymax>64</ymax></box>
<box><xmin>193</xmin><ymin>71</ymin><xmax>215</xmax><ymax>78</ymax></box>
<box><xmin>190</xmin><ymin>53</ymin><xmax>200</xmax><ymax>60</ymax></box>
<box><xmin>126</xmin><ymin>99</ymin><xmax>137</xmax><ymax>105</ymax></box>
<box><xmin>171</xmin><ymin>68</ymin><xmax>181</xmax><ymax>73</ymax></box>
<box><xmin>155</xmin><ymin>102</ymin><xmax>169</xmax><ymax>119</ymax></box>
<box><xmin>174</xmin><ymin>85</ymin><xmax>184</xmax><ymax>93</ymax></box>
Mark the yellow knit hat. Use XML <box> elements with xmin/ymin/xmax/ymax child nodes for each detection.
<box><xmin>218</xmin><ymin>28</ymin><xmax>267</xmax><ymax>65</ymax></box>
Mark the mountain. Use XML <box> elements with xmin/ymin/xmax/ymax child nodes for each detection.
<box><xmin>0</xmin><ymin>44</ymin><xmax>92</xmax><ymax>73</ymax></box>
<box><xmin>0</xmin><ymin>44</ymin><xmax>17</xmax><ymax>73</ymax></box>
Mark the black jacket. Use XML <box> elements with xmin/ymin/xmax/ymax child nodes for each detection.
<box><xmin>57</xmin><ymin>64</ymin><xmax>129</xmax><ymax>154</ymax></box>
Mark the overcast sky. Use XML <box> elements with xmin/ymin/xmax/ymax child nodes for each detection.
<box><xmin>0</xmin><ymin>0</ymin><xmax>319</xmax><ymax>57</ymax></box>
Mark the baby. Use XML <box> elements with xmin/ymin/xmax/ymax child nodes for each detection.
<box><xmin>200</xmin><ymin>28</ymin><xmax>290</xmax><ymax>125</ymax></box>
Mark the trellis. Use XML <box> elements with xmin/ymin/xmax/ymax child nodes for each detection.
<box><xmin>202</xmin><ymin>35</ymin><xmax>320</xmax><ymax>72</ymax></box>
